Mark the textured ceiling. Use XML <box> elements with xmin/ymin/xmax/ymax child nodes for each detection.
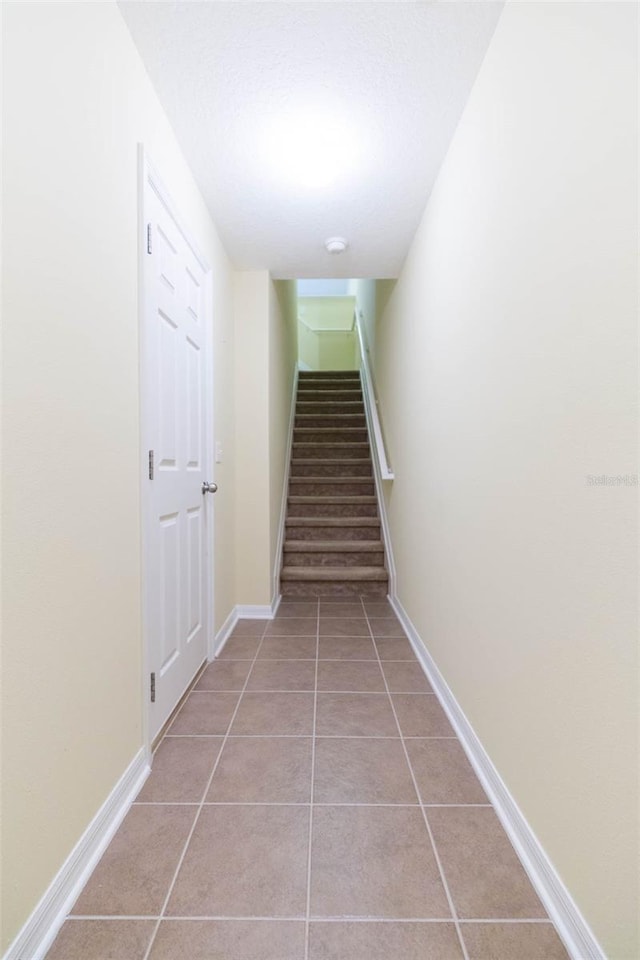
<box><xmin>118</xmin><ymin>1</ymin><xmax>503</xmax><ymax>278</ymax></box>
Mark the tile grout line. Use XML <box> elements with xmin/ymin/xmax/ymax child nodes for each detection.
<box><xmin>193</xmin><ymin>688</ymin><xmax>436</xmax><ymax>695</ymax></box>
<box><xmin>363</xmin><ymin>600</ymin><xmax>472</xmax><ymax>960</ymax></box>
<box><xmin>140</xmin><ymin>617</ymin><xmax>272</xmax><ymax>960</ymax></box>
<box><xmin>67</xmin><ymin>913</ymin><xmax>557</xmax><ymax>923</ymax></box>
<box><xmin>164</xmin><ymin>733</ymin><xmax>459</xmax><ymax>740</ymax></box>
<box><xmin>303</xmin><ymin>598</ymin><xmax>320</xmax><ymax>960</ymax></box>
<box><xmin>133</xmin><ymin>801</ymin><xmax>493</xmax><ymax>808</ymax></box>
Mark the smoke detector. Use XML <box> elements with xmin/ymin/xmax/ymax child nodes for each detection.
<box><xmin>325</xmin><ymin>237</ymin><xmax>348</xmax><ymax>254</ymax></box>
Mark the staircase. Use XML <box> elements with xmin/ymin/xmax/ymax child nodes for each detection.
<box><xmin>280</xmin><ymin>370</ymin><xmax>389</xmax><ymax>598</ymax></box>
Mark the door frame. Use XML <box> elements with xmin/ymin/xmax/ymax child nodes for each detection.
<box><xmin>137</xmin><ymin>145</ymin><xmax>215</xmax><ymax>753</ymax></box>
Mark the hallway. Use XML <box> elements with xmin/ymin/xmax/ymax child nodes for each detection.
<box><xmin>46</xmin><ymin>599</ymin><xmax>569</xmax><ymax>960</ymax></box>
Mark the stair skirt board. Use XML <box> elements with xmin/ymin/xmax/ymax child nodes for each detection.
<box><xmin>280</xmin><ymin>370</ymin><xmax>389</xmax><ymax>598</ymax></box>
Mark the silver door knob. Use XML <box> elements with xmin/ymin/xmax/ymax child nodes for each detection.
<box><xmin>202</xmin><ymin>481</ymin><xmax>218</xmax><ymax>494</ymax></box>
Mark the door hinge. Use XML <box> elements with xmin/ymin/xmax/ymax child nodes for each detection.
<box><xmin>148</xmin><ymin>449</ymin><xmax>154</xmax><ymax>480</ymax></box>
<box><xmin>150</xmin><ymin>672</ymin><xmax>156</xmax><ymax>703</ymax></box>
<box><xmin>146</xmin><ymin>222</ymin><xmax>153</xmax><ymax>255</ymax></box>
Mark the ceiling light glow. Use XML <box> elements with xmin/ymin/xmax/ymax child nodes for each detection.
<box><xmin>262</xmin><ymin>109</ymin><xmax>361</xmax><ymax>191</ymax></box>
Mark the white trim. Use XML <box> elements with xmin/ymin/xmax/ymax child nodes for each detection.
<box><xmin>356</xmin><ymin>313</ymin><xmax>394</xmax><ymax>481</ymax></box>
<box><xmin>2</xmin><ymin>749</ymin><xmax>149</xmax><ymax>960</ymax></box>
<box><xmin>210</xmin><ymin>600</ymin><xmax>283</xmax><ymax>659</ymax></box>
<box><xmin>235</xmin><ymin>603</ymin><xmax>276</xmax><ymax>620</ymax></box>
<box><xmin>355</xmin><ymin>337</ymin><xmax>397</xmax><ymax>597</ymax></box>
<box><xmin>388</xmin><ymin>594</ymin><xmax>607</xmax><ymax>960</ymax></box>
<box><xmin>138</xmin><ymin>145</ymin><xmax>214</xmax><ymax>749</ymax></box>
<box><xmin>297</xmin><ymin>314</ymin><xmax>355</xmax><ymax>334</ymax></box>
<box><xmin>209</xmin><ymin>605</ymin><xmax>239</xmax><ymax>659</ymax></box>
<box><xmin>372</xmin><ymin>453</ymin><xmax>397</xmax><ymax>600</ymax></box>
<box><xmin>271</xmin><ymin>363</ymin><xmax>299</xmax><ymax>608</ymax></box>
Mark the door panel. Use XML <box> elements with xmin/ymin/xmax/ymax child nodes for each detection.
<box><xmin>143</xmin><ymin>170</ymin><xmax>212</xmax><ymax>740</ymax></box>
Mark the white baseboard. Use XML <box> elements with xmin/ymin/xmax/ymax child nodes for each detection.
<box><xmin>212</xmin><ymin>600</ymin><xmax>281</xmax><ymax>659</ymax></box>
<box><xmin>389</xmin><ymin>594</ymin><xmax>606</xmax><ymax>960</ymax></box>
<box><xmin>209</xmin><ymin>605</ymin><xmax>239</xmax><ymax>659</ymax></box>
<box><xmin>235</xmin><ymin>604</ymin><xmax>275</xmax><ymax>619</ymax></box>
<box><xmin>3</xmin><ymin>748</ymin><xmax>150</xmax><ymax>960</ymax></box>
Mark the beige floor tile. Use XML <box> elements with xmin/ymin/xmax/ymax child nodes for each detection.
<box><xmin>392</xmin><ymin>694</ymin><xmax>454</xmax><ymax>737</ymax></box>
<box><xmin>71</xmin><ymin>806</ymin><xmax>196</xmax><ymax>916</ymax></box>
<box><xmin>316</xmin><ymin>693</ymin><xmax>399</xmax><ymax>737</ymax></box>
<box><xmin>258</xmin><ymin>636</ymin><xmax>317</xmax><ymax>659</ymax></box>
<box><xmin>382</xmin><ymin>661</ymin><xmax>432</xmax><ymax>692</ymax></box>
<box><xmin>207</xmin><ymin>737</ymin><xmax>312</xmax><ymax>803</ymax></box>
<box><xmin>320</xmin><ymin>601</ymin><xmax>366</xmax><ymax>617</ymax></box>
<box><xmin>322</xmin><ymin>594</ymin><xmax>364</xmax><ymax>604</ymax></box>
<box><xmin>275</xmin><ymin>601</ymin><xmax>319</xmax><ymax>618</ymax></box>
<box><xmin>314</xmin><ymin>738</ymin><xmax>417</xmax><ymax>803</ymax></box>
<box><xmin>375</xmin><ymin>638</ymin><xmax>417</xmax><ymax>660</ymax></box>
<box><xmin>362</xmin><ymin>600</ymin><xmax>395</xmax><ymax>617</ymax></box>
<box><xmin>405</xmin><ymin>739</ymin><xmax>487</xmax><ymax>805</ymax></box>
<box><xmin>368</xmin><ymin>618</ymin><xmax>406</xmax><ymax>638</ymax></box>
<box><xmin>318</xmin><ymin>637</ymin><xmax>377</xmax><ymax>660</ymax></box>
<box><xmin>309</xmin><ymin>921</ymin><xmax>463</xmax><ymax>960</ymax></box>
<box><xmin>149</xmin><ymin>919</ymin><xmax>306</xmax><ymax>960</ymax></box>
<box><xmin>319</xmin><ymin>617</ymin><xmax>370</xmax><ymax>637</ymax></box>
<box><xmin>167</xmin><ymin>805</ymin><xmax>309</xmax><ymax>917</ymax></box>
<box><xmin>168</xmin><ymin>692</ymin><xmax>240</xmax><ymax>736</ymax></box>
<box><xmin>217</xmin><ymin>636</ymin><xmax>261</xmax><ymax>660</ymax></box>
<box><xmin>317</xmin><ymin>660</ymin><xmax>384</xmax><ymax>692</ymax></box>
<box><xmin>246</xmin><ymin>659</ymin><xmax>316</xmax><ymax>691</ymax></box>
<box><xmin>461</xmin><ymin>922</ymin><xmax>570</xmax><ymax>959</ymax></box>
<box><xmin>46</xmin><ymin>920</ymin><xmax>156</xmax><ymax>960</ymax></box>
<box><xmin>194</xmin><ymin>660</ymin><xmax>252</xmax><ymax>691</ymax></box>
<box><xmin>230</xmin><ymin>692</ymin><xmax>315</xmax><ymax>736</ymax></box>
<box><xmin>136</xmin><ymin>737</ymin><xmax>223</xmax><ymax>803</ymax></box>
<box><xmin>310</xmin><ymin>806</ymin><xmax>450</xmax><ymax>918</ymax></box>
<box><xmin>232</xmin><ymin>619</ymin><xmax>269</xmax><ymax>637</ymax></box>
<box><xmin>265</xmin><ymin>617</ymin><xmax>317</xmax><ymax>637</ymax></box>
<box><xmin>428</xmin><ymin>808</ymin><xmax>547</xmax><ymax>918</ymax></box>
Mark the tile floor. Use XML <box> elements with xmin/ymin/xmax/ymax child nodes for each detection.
<box><xmin>47</xmin><ymin>598</ymin><xmax>570</xmax><ymax>960</ymax></box>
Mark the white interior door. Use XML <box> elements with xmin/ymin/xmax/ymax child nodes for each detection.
<box><xmin>141</xmin><ymin>158</ymin><xmax>213</xmax><ymax>741</ymax></box>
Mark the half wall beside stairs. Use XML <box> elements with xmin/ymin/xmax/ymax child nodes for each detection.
<box><xmin>280</xmin><ymin>371</ymin><xmax>389</xmax><ymax>598</ymax></box>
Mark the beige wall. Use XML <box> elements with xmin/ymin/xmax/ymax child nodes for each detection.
<box><xmin>298</xmin><ymin>318</ymin><xmax>320</xmax><ymax>370</ymax></box>
<box><xmin>233</xmin><ymin>271</ymin><xmax>272</xmax><ymax>606</ymax></box>
<box><xmin>298</xmin><ymin>295</ymin><xmax>355</xmax><ymax>331</ymax></box>
<box><xmin>350</xmin><ymin>279</ymin><xmax>377</xmax><ymax>367</ymax></box>
<box><xmin>374</xmin><ymin>4</ymin><xmax>638</xmax><ymax>958</ymax></box>
<box><xmin>234</xmin><ymin>275</ymin><xmax>298</xmax><ymax>605</ymax></box>
<box><xmin>297</xmin><ymin>294</ymin><xmax>358</xmax><ymax>370</ymax></box>
<box><xmin>1</xmin><ymin>2</ymin><xmax>236</xmax><ymax>949</ymax></box>
<box><xmin>298</xmin><ymin>323</ymin><xmax>358</xmax><ymax>371</ymax></box>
